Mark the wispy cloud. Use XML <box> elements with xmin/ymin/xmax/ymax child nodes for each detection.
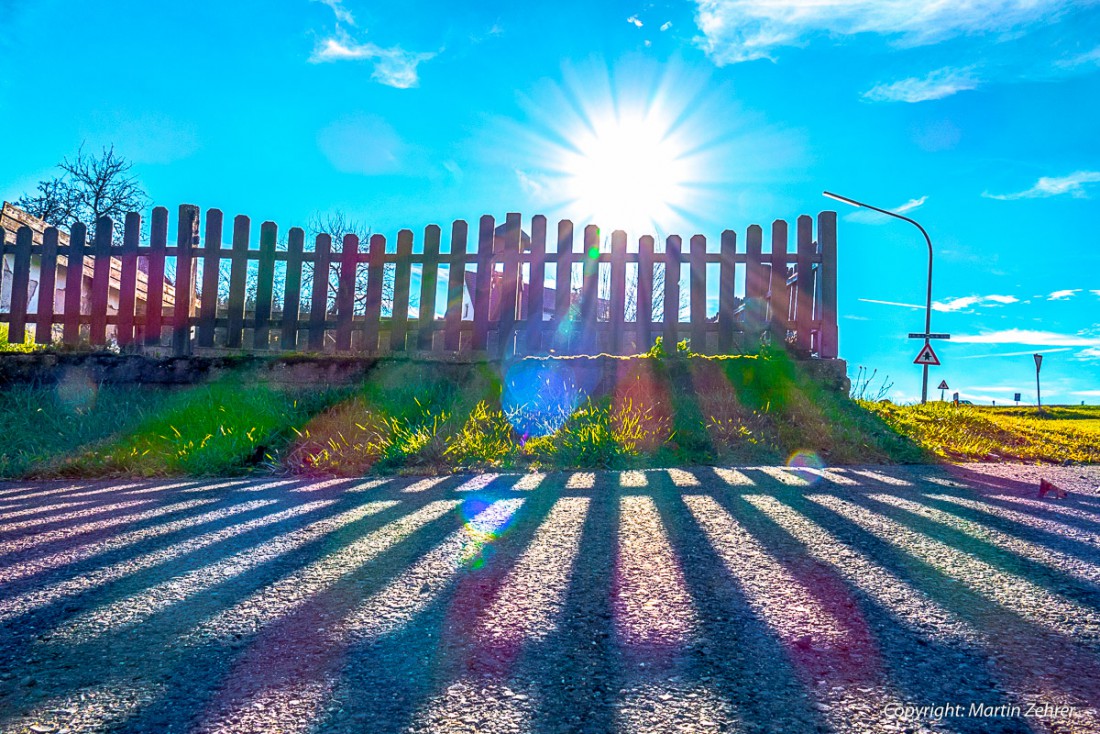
<box><xmin>1073</xmin><ymin>389</ymin><xmax>1100</xmax><ymax>396</ymax></box>
<box><xmin>692</xmin><ymin>0</ymin><xmax>1081</xmax><ymax>64</ymax></box>
<box><xmin>1056</xmin><ymin>45</ymin><xmax>1100</xmax><ymax>69</ymax></box>
<box><xmin>311</xmin><ymin>36</ymin><xmax>436</xmax><ymax>88</ymax></box>
<box><xmin>844</xmin><ymin>196</ymin><xmax>927</xmax><ymax>224</ymax></box>
<box><xmin>857</xmin><ymin>293</ymin><xmax>1018</xmax><ymax>312</ymax></box>
<box><xmin>661</xmin><ymin>21</ymin><xmax>673</xmax><ymax>31</ymax></box>
<box><xmin>515</xmin><ymin>169</ymin><xmax>546</xmax><ymax>199</ymax></box>
<box><xmin>312</xmin><ymin>0</ymin><xmax>355</xmax><ymax>25</ymax></box>
<box><xmin>1092</xmin><ymin>290</ymin><xmax>1100</xmax><ymax>297</ymax></box>
<box><xmin>952</xmin><ymin>329</ymin><xmax>1100</xmax><ymax>347</ymax></box>
<box><xmin>959</xmin><ymin>347</ymin><xmax>1073</xmax><ymax>359</ymax></box>
<box><xmin>983</xmin><ymin>171</ymin><xmax>1100</xmax><ymax>200</ymax></box>
<box><xmin>627</xmin><ymin>15</ymin><xmax>643</xmax><ymax>27</ymax></box>
<box><xmin>1048</xmin><ymin>288</ymin><xmax>1081</xmax><ymax>300</ymax></box>
<box><xmin>864</xmin><ymin>67</ymin><xmax>980</xmax><ymax>103</ymax></box>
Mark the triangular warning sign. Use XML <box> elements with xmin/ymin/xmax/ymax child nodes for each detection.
<box><xmin>937</xmin><ymin>380</ymin><xmax>949</xmax><ymax>390</ymax></box>
<box><xmin>914</xmin><ymin>342</ymin><xmax>940</xmax><ymax>366</ymax></box>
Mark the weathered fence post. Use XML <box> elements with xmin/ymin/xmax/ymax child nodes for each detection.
<box><xmin>444</xmin><ymin>221</ymin><xmax>467</xmax><ymax>352</ymax></box>
<box><xmin>554</xmin><ymin>220</ymin><xmax>574</xmax><ymax>351</ymax></box>
<box><xmin>89</xmin><ymin>217</ymin><xmax>112</xmax><ymax>345</ymax></box>
<box><xmin>362</xmin><ymin>233</ymin><xmax>385</xmax><ymax>352</ymax></box>
<box><xmin>525</xmin><ymin>215</ymin><xmax>547</xmax><ymax>353</ymax></box>
<box><xmin>745</xmin><ymin>225</ymin><xmax>765</xmax><ymax>350</ymax></box>
<box><xmin>819</xmin><ymin>211</ymin><xmax>838</xmax><ymax>359</ymax></box>
<box><xmin>637</xmin><ymin>234</ymin><xmax>654</xmax><ymax>352</ymax></box>
<box><xmin>390</xmin><ymin>229</ymin><xmax>412</xmax><ymax>351</ymax></box>
<box><xmin>7</xmin><ymin>226</ymin><xmax>32</xmax><ymax>343</ymax></box>
<box><xmin>307</xmin><ymin>233</ymin><xmax>331</xmax><ymax>352</ymax></box>
<box><xmin>35</xmin><ymin>227</ymin><xmax>59</xmax><ymax>345</ymax></box>
<box><xmin>252</xmin><ymin>220</ymin><xmax>276</xmax><ymax>350</ymax></box>
<box><xmin>417</xmin><ymin>224</ymin><xmax>441</xmax><ymax>351</ymax></box>
<box><xmin>145</xmin><ymin>209</ymin><xmax>168</xmax><ymax>347</ymax></box>
<box><xmin>173</xmin><ymin>205</ymin><xmax>199</xmax><ymax>355</ymax></box>
<box><xmin>472</xmin><ymin>215</ymin><xmax>494</xmax><ymax>352</ymax></box>
<box><xmin>497</xmin><ymin>212</ymin><xmax>521</xmax><ymax>360</ymax></box>
<box><xmin>62</xmin><ymin>222</ymin><xmax>86</xmax><ymax>346</ymax></box>
<box><xmin>225</xmin><ymin>214</ymin><xmax>249</xmax><ymax>349</ymax></box>
<box><xmin>663</xmin><ymin>235</ymin><xmax>681</xmax><ymax>346</ymax></box>
<box><xmin>717</xmin><ymin>229</ymin><xmax>737</xmax><ymax>352</ymax></box>
<box><xmin>197</xmin><ymin>209</ymin><xmax>222</xmax><ymax>348</ymax></box>
<box><xmin>689</xmin><ymin>234</ymin><xmax>707</xmax><ymax>352</ymax></box>
<box><xmin>336</xmin><ymin>233</ymin><xmax>359</xmax><ymax>352</ymax></box>
<box><xmin>609</xmin><ymin>229</ymin><xmax>627</xmax><ymax>353</ymax></box>
<box><xmin>578</xmin><ymin>224</ymin><xmax>599</xmax><ymax>353</ymax></box>
<box><xmin>795</xmin><ymin>215</ymin><xmax>814</xmax><ymax>354</ymax></box>
<box><xmin>281</xmin><ymin>227</ymin><xmax>305</xmax><ymax>351</ymax></box>
<box><xmin>117</xmin><ymin>213</ymin><xmax>140</xmax><ymax>348</ymax></box>
<box><xmin>768</xmin><ymin>220</ymin><xmax>788</xmax><ymax>344</ymax></box>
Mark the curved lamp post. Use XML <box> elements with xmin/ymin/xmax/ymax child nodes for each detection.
<box><xmin>823</xmin><ymin>190</ymin><xmax>935</xmax><ymax>404</ymax></box>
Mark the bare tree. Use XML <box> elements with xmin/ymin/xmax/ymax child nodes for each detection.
<box><xmin>16</xmin><ymin>144</ymin><xmax>147</xmax><ymax>240</ymax></box>
<box><xmin>302</xmin><ymin>210</ymin><xmax>392</xmax><ymax>314</ymax></box>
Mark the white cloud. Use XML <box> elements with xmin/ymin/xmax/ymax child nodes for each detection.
<box><xmin>1048</xmin><ymin>288</ymin><xmax>1081</xmax><ymax>300</ymax></box>
<box><xmin>959</xmin><ymin>347</ymin><xmax>1073</xmax><ymax>359</ymax></box>
<box><xmin>692</xmin><ymin>0</ymin><xmax>1085</xmax><ymax>64</ymax></box>
<box><xmin>628</xmin><ymin>15</ymin><xmax>643</xmax><ymax>27</ymax></box>
<box><xmin>515</xmin><ymin>169</ymin><xmax>546</xmax><ymax>199</ymax></box>
<box><xmin>1073</xmin><ymin>389</ymin><xmax>1100</xmax><ymax>396</ymax></box>
<box><xmin>843</xmin><ymin>195</ymin><xmax>927</xmax><ymax>224</ymax></box>
<box><xmin>952</xmin><ymin>329</ymin><xmax>1100</xmax><ymax>347</ymax></box>
<box><xmin>661</xmin><ymin>21</ymin><xmax>673</xmax><ymax>31</ymax></box>
<box><xmin>1092</xmin><ymin>290</ymin><xmax>1100</xmax><ymax>297</ymax></box>
<box><xmin>1056</xmin><ymin>45</ymin><xmax>1100</xmax><ymax>68</ymax></box>
<box><xmin>857</xmin><ymin>293</ymin><xmax>1017</xmax><ymax>312</ymax></box>
<box><xmin>311</xmin><ymin>37</ymin><xmax>436</xmax><ymax>88</ymax></box>
<box><xmin>864</xmin><ymin>67</ymin><xmax>980</xmax><ymax>103</ymax></box>
<box><xmin>1078</xmin><ymin>347</ymin><xmax>1100</xmax><ymax>360</ymax></box>
<box><xmin>312</xmin><ymin>0</ymin><xmax>355</xmax><ymax>25</ymax></box>
<box><xmin>983</xmin><ymin>171</ymin><xmax>1100</xmax><ymax>200</ymax></box>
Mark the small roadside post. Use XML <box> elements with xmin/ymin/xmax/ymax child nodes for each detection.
<box><xmin>1034</xmin><ymin>354</ymin><xmax>1043</xmax><ymax>413</ymax></box>
<box><xmin>1014</xmin><ymin>392</ymin><xmax>1021</xmax><ymax>407</ymax></box>
<box><xmin>937</xmin><ymin>380</ymin><xmax>949</xmax><ymax>401</ymax></box>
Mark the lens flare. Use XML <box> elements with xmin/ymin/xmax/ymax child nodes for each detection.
<box><xmin>502</xmin><ymin>361</ymin><xmax>586</xmax><ymax>437</ymax></box>
<box><xmin>787</xmin><ymin>449</ymin><xmax>825</xmax><ymax>485</ymax></box>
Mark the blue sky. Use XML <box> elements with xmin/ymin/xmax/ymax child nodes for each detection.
<box><xmin>2</xmin><ymin>0</ymin><xmax>1099</xmax><ymax>404</ymax></box>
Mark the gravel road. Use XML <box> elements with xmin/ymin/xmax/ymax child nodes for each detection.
<box><xmin>1</xmin><ymin>463</ymin><xmax>1099</xmax><ymax>734</ymax></box>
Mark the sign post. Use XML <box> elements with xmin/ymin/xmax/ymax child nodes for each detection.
<box><xmin>1034</xmin><ymin>354</ymin><xmax>1043</xmax><ymax>412</ymax></box>
<box><xmin>937</xmin><ymin>379</ymin><xmax>949</xmax><ymax>401</ymax></box>
<box><xmin>909</xmin><ymin>333</ymin><xmax>949</xmax><ymax>406</ymax></box>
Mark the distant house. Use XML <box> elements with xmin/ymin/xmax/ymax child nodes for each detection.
<box><xmin>0</xmin><ymin>202</ymin><xmax>179</xmax><ymax>333</ymax></box>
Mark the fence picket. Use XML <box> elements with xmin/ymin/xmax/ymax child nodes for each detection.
<box><xmin>444</xmin><ymin>221</ymin><xmax>467</xmax><ymax>351</ymax></box>
<box><xmin>497</xmin><ymin>213</ymin><xmax>521</xmax><ymax>359</ymax></box>
<box><xmin>145</xmin><ymin>209</ymin><xmax>168</xmax><ymax>347</ymax></box>
<box><xmin>390</xmin><ymin>229</ymin><xmax>412</xmax><ymax>351</ymax></box>
<box><xmin>768</xmin><ymin>220</ymin><xmax>788</xmax><ymax>343</ymax></box>
<box><xmin>717</xmin><ymin>229</ymin><xmax>737</xmax><ymax>352</ymax></box>
<box><xmin>819</xmin><ymin>211</ymin><xmax>838</xmax><ymax>359</ymax></box>
<box><xmin>281</xmin><ymin>227</ymin><xmax>304</xmax><ymax>351</ymax></box>
<box><xmin>579</xmin><ymin>224</ymin><xmax>599</xmax><ymax>353</ymax></box>
<box><xmin>525</xmin><ymin>215</ymin><xmax>547</xmax><ymax>353</ymax></box>
<box><xmin>89</xmin><ymin>217</ymin><xmax>112</xmax><ymax>345</ymax></box>
<box><xmin>554</xmin><ymin>220</ymin><xmax>574</xmax><ymax>351</ymax></box>
<box><xmin>417</xmin><ymin>225</ymin><xmax>441</xmax><ymax>351</ymax></box>
<box><xmin>8</xmin><ymin>226</ymin><xmax>32</xmax><ymax>343</ymax></box>
<box><xmin>663</xmin><ymin>235</ymin><xmax>681</xmax><ymax>345</ymax></box>
<box><xmin>62</xmin><ymin>222</ymin><xmax>86</xmax><ymax>345</ymax></box>
<box><xmin>253</xmin><ymin>221</ymin><xmax>277</xmax><ymax>350</ymax></box>
<box><xmin>362</xmin><ymin>234</ymin><xmax>385</xmax><ymax>353</ymax></box>
<box><xmin>173</xmin><ymin>205</ymin><xmax>199</xmax><ymax>355</ymax></box>
<box><xmin>689</xmin><ymin>234</ymin><xmax>706</xmax><ymax>351</ymax></box>
<box><xmin>637</xmin><ymin>235</ymin><xmax>654</xmax><ymax>351</ymax></box>
<box><xmin>744</xmin><ymin>225</ymin><xmax>763</xmax><ymax>349</ymax></box>
<box><xmin>610</xmin><ymin>229</ymin><xmax>626</xmax><ymax>353</ymax></box>
<box><xmin>335</xmin><ymin>233</ymin><xmax>359</xmax><ymax>352</ymax></box>
<box><xmin>472</xmin><ymin>216</ymin><xmax>494</xmax><ymax>351</ymax></box>
<box><xmin>795</xmin><ymin>215</ymin><xmax>814</xmax><ymax>354</ymax></box>
<box><xmin>197</xmin><ymin>209</ymin><xmax>222</xmax><ymax>348</ymax></box>
<box><xmin>35</xmin><ymin>227</ymin><xmax>59</xmax><ymax>345</ymax></box>
<box><xmin>307</xmin><ymin>234</ymin><xmax>331</xmax><ymax>352</ymax></box>
<box><xmin>225</xmin><ymin>215</ymin><xmax>249</xmax><ymax>349</ymax></box>
<box><xmin>117</xmin><ymin>213</ymin><xmax>140</xmax><ymax>348</ymax></box>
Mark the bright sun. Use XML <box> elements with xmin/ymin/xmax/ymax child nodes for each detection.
<box><xmin>561</xmin><ymin>113</ymin><xmax>691</xmax><ymax>236</ymax></box>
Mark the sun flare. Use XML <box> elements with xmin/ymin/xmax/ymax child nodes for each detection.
<box><xmin>561</xmin><ymin>112</ymin><xmax>692</xmax><ymax>236</ymax></box>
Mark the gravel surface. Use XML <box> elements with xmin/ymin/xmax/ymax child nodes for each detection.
<box><xmin>0</xmin><ymin>464</ymin><xmax>1099</xmax><ymax>733</ymax></box>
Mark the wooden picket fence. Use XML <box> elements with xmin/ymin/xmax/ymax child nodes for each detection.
<box><xmin>0</xmin><ymin>205</ymin><xmax>839</xmax><ymax>359</ymax></box>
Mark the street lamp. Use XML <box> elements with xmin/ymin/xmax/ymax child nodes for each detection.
<box><xmin>823</xmin><ymin>190</ymin><xmax>936</xmax><ymax>404</ymax></box>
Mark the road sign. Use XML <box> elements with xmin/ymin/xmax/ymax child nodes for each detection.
<box><xmin>937</xmin><ymin>380</ymin><xmax>949</xmax><ymax>390</ymax></box>
<box><xmin>1034</xmin><ymin>354</ymin><xmax>1043</xmax><ymax>371</ymax></box>
<box><xmin>909</xmin><ymin>333</ymin><xmax>951</xmax><ymax>340</ymax></box>
<box><xmin>914</xmin><ymin>342</ymin><xmax>940</xmax><ymax>366</ymax></box>
<box><xmin>1014</xmin><ymin>392</ymin><xmax>1021</xmax><ymax>402</ymax></box>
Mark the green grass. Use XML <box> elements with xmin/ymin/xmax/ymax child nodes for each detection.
<box><xmin>10</xmin><ymin>350</ymin><xmax>1046</xmax><ymax>479</ymax></box>
<box><xmin>862</xmin><ymin>402</ymin><xmax>1100</xmax><ymax>464</ymax></box>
